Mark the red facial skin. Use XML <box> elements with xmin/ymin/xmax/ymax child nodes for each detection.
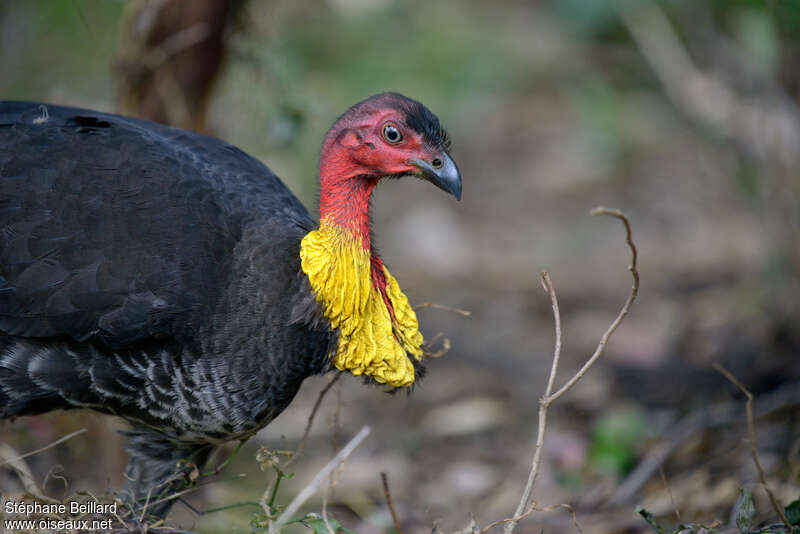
<box><xmin>318</xmin><ymin>109</ymin><xmax>441</xmax><ymax>248</ymax></box>
<box><xmin>318</xmin><ymin>108</ymin><xmax>441</xmax><ymax>318</ymax></box>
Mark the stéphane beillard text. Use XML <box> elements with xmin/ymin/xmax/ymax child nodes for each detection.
<box><xmin>5</xmin><ymin>500</ymin><xmax>118</xmax><ymax>515</ymax></box>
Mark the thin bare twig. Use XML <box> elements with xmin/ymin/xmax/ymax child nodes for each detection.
<box><xmin>658</xmin><ymin>466</ymin><xmax>680</xmax><ymax>521</ymax></box>
<box><xmin>268</xmin><ymin>426</ymin><xmax>371</xmax><ymax>534</ymax></box>
<box><xmin>502</xmin><ymin>207</ymin><xmax>639</xmax><ymax>534</ymax></box>
<box><xmin>0</xmin><ymin>428</ymin><xmax>87</xmax><ymax>468</ymax></box>
<box><xmin>414</xmin><ymin>302</ymin><xmax>472</xmax><ymax>317</ymax></box>
<box><xmin>414</xmin><ymin>302</ymin><xmax>468</xmax><ymax>360</ymax></box>
<box><xmin>382</xmin><ymin>472</ymin><xmax>404</xmax><ymax>534</ymax></box>
<box><xmin>611</xmin><ymin>380</ymin><xmax>800</xmax><ymax>504</ymax></box>
<box><xmin>286</xmin><ymin>373</ymin><xmax>342</xmax><ymax>469</ymax></box>
<box><xmin>712</xmin><ymin>363</ymin><xmax>792</xmax><ymax>530</ymax></box>
<box><xmin>548</xmin><ymin>207</ymin><xmax>639</xmax><ymax>403</ymax></box>
<box><xmin>541</xmin><ymin>272</ymin><xmax>564</xmax><ymax>400</ymax></box>
<box><xmin>316</xmin><ymin>376</ymin><xmax>347</xmax><ymax>534</ymax></box>
<box><xmin>0</xmin><ymin>443</ymin><xmax>57</xmax><ymax>503</ymax></box>
<box><xmin>321</xmin><ymin>478</ymin><xmax>336</xmax><ymax>534</ymax></box>
<box><xmin>501</xmin><ymin>271</ymin><xmax>562</xmax><ymax>534</ymax></box>
<box><xmin>441</xmin><ymin>516</ymin><xmax>480</xmax><ymax>534</ymax></box>
<box><xmin>483</xmin><ymin>502</ymin><xmax>582</xmax><ymax>534</ymax></box>
<box><xmin>481</xmin><ymin>500</ymin><xmax>537</xmax><ymax>533</ymax></box>
<box><xmin>424</xmin><ymin>335</ymin><xmax>452</xmax><ymax>359</ymax></box>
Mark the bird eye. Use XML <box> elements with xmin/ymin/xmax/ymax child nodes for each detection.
<box><xmin>382</xmin><ymin>123</ymin><xmax>403</xmax><ymax>144</ymax></box>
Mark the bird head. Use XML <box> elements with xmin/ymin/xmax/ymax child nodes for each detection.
<box><xmin>302</xmin><ymin>93</ymin><xmax>461</xmax><ymax>388</ymax></box>
<box><xmin>319</xmin><ymin>93</ymin><xmax>461</xmax><ymax>236</ymax></box>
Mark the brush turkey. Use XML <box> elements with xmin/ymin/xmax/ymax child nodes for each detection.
<box><xmin>0</xmin><ymin>93</ymin><xmax>460</xmax><ymax>518</ymax></box>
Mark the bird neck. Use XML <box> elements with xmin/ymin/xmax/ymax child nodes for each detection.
<box><xmin>305</xmin><ymin>145</ymin><xmax>424</xmax><ymax>387</ymax></box>
<box><xmin>318</xmin><ymin>149</ymin><xmax>390</xmax><ymax>312</ymax></box>
<box><xmin>318</xmin><ymin>151</ymin><xmax>378</xmax><ymax>249</ymax></box>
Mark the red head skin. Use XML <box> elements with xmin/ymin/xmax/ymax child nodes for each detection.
<box><xmin>318</xmin><ymin>106</ymin><xmax>442</xmax><ymax>249</ymax></box>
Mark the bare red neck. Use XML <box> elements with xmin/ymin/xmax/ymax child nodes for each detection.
<box><xmin>318</xmin><ymin>135</ymin><xmax>396</xmax><ymax>317</ymax></box>
<box><xmin>318</xmin><ymin>129</ymin><xmax>378</xmax><ymax>249</ymax></box>
<box><xmin>318</xmin><ymin>174</ymin><xmax>376</xmax><ymax>248</ymax></box>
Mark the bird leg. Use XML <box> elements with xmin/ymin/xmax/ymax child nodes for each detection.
<box><xmin>119</xmin><ymin>428</ymin><xmax>213</xmax><ymax>523</ymax></box>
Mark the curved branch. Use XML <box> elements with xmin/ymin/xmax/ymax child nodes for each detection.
<box><xmin>502</xmin><ymin>207</ymin><xmax>639</xmax><ymax>534</ymax></box>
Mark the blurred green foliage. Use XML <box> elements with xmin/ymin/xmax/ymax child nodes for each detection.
<box><xmin>588</xmin><ymin>405</ymin><xmax>650</xmax><ymax>477</ymax></box>
<box><xmin>0</xmin><ymin>1</ymin><xmax>124</xmax><ymax>100</ymax></box>
<box><xmin>4</xmin><ymin>0</ymin><xmax>800</xmax><ymax>207</ymax></box>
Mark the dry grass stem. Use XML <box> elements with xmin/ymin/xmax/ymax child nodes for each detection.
<box><xmin>658</xmin><ymin>466</ymin><xmax>681</xmax><ymax>521</ymax></box>
<box><xmin>0</xmin><ymin>443</ymin><xmax>55</xmax><ymax>503</ymax></box>
<box><xmin>268</xmin><ymin>425</ymin><xmax>371</xmax><ymax>534</ymax></box>
<box><xmin>286</xmin><ymin>373</ymin><xmax>342</xmax><ymax>469</ymax></box>
<box><xmin>480</xmin><ymin>500</ymin><xmax>537</xmax><ymax>532</ymax></box>
<box><xmin>502</xmin><ymin>207</ymin><xmax>639</xmax><ymax>534</ymax></box>
<box><xmin>321</xmin><ymin>480</ymin><xmax>336</xmax><ymax>534</ymax></box>
<box><xmin>483</xmin><ymin>502</ymin><xmax>582</xmax><ymax>534</ymax></box>
<box><xmin>612</xmin><ymin>380</ymin><xmax>800</xmax><ymax>505</ymax></box>
<box><xmin>712</xmin><ymin>362</ymin><xmax>793</xmax><ymax>530</ymax></box>
<box><xmin>424</xmin><ymin>334</ymin><xmax>452</xmax><ymax>359</ymax></box>
<box><xmin>414</xmin><ymin>302</ymin><xmax>472</xmax><ymax>316</ymax></box>
<box><xmin>382</xmin><ymin>472</ymin><xmax>404</xmax><ymax>534</ymax></box>
<box><xmin>0</xmin><ymin>428</ymin><xmax>87</xmax><ymax>469</ymax></box>
<box><xmin>500</xmin><ymin>272</ymin><xmax>561</xmax><ymax>534</ymax></box>
<box><xmin>549</xmin><ymin>207</ymin><xmax>639</xmax><ymax>403</ymax></box>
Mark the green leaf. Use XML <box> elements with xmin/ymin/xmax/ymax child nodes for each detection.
<box><xmin>785</xmin><ymin>498</ymin><xmax>800</xmax><ymax>526</ymax></box>
<box><xmin>301</xmin><ymin>514</ymin><xmax>356</xmax><ymax>534</ymax></box>
<box><xmin>736</xmin><ymin>488</ymin><xmax>755</xmax><ymax>533</ymax></box>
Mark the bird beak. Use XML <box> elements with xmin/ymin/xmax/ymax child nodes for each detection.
<box><xmin>407</xmin><ymin>153</ymin><xmax>462</xmax><ymax>201</ymax></box>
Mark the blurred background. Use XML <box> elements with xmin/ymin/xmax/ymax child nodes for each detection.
<box><xmin>1</xmin><ymin>1</ymin><xmax>799</xmax><ymax>533</ymax></box>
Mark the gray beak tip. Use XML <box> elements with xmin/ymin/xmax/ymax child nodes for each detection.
<box><xmin>408</xmin><ymin>153</ymin><xmax>462</xmax><ymax>200</ymax></box>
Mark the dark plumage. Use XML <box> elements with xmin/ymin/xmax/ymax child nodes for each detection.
<box><xmin>0</xmin><ymin>94</ymin><xmax>459</xmax><ymax>520</ymax></box>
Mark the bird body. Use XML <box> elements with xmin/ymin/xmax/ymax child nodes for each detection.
<box><xmin>0</xmin><ymin>94</ymin><xmax>460</xmax><ymax>518</ymax></box>
<box><xmin>0</xmin><ymin>102</ymin><xmax>329</xmax><ymax>442</ymax></box>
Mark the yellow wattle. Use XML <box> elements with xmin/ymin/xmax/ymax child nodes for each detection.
<box><xmin>299</xmin><ymin>219</ymin><xmax>423</xmax><ymax>387</ymax></box>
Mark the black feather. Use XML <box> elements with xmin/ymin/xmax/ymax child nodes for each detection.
<box><xmin>396</xmin><ymin>96</ymin><xmax>452</xmax><ymax>152</ymax></box>
<box><xmin>337</xmin><ymin>92</ymin><xmax>452</xmax><ymax>152</ymax></box>
<box><xmin>0</xmin><ymin>100</ymin><xmax>337</xmax><ymax>516</ymax></box>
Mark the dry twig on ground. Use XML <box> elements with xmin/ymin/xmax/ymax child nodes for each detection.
<box><xmin>0</xmin><ymin>428</ymin><xmax>87</xmax><ymax>470</ymax></box>
<box><xmin>284</xmin><ymin>373</ymin><xmax>342</xmax><ymax>471</ymax></box>
<box><xmin>492</xmin><ymin>206</ymin><xmax>639</xmax><ymax>534</ymax></box>
<box><xmin>0</xmin><ymin>428</ymin><xmax>89</xmax><ymax>506</ymax></box>
<box><xmin>712</xmin><ymin>363</ymin><xmax>793</xmax><ymax>531</ymax></box>
<box><xmin>382</xmin><ymin>472</ymin><xmax>404</xmax><ymax>534</ymax></box>
<box><xmin>267</xmin><ymin>425</ymin><xmax>371</xmax><ymax>534</ymax></box>
<box><xmin>612</xmin><ymin>379</ymin><xmax>800</xmax><ymax>505</ymax></box>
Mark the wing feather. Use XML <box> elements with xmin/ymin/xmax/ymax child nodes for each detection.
<box><xmin>0</xmin><ymin>101</ymin><xmax>315</xmax><ymax>348</ymax></box>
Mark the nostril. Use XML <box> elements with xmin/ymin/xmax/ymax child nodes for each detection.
<box><xmin>432</xmin><ymin>158</ymin><xmax>443</xmax><ymax>169</ymax></box>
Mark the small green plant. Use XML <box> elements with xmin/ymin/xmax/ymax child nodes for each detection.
<box><xmin>248</xmin><ymin>446</ymin><xmax>356</xmax><ymax>533</ymax></box>
<box><xmin>638</xmin><ymin>493</ymin><xmax>800</xmax><ymax>534</ymax></box>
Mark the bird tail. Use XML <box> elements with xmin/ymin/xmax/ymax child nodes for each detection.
<box><xmin>0</xmin><ymin>335</ymin><xmax>74</xmax><ymax>419</ymax></box>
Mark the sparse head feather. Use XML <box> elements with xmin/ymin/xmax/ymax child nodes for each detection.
<box><xmin>332</xmin><ymin>92</ymin><xmax>451</xmax><ymax>152</ymax></box>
